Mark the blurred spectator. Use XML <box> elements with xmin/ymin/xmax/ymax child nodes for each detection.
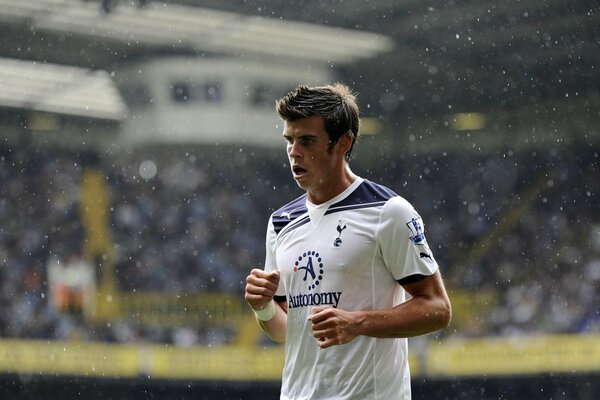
<box><xmin>47</xmin><ymin>251</ymin><xmax>96</xmax><ymax>318</ymax></box>
<box><xmin>0</xmin><ymin>142</ymin><xmax>597</xmax><ymax>345</ymax></box>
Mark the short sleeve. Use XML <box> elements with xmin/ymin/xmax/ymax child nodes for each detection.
<box><xmin>264</xmin><ymin>217</ymin><xmax>286</xmax><ymax>297</ymax></box>
<box><xmin>376</xmin><ymin>196</ymin><xmax>438</xmax><ymax>283</ymax></box>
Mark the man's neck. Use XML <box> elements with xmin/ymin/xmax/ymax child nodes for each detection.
<box><xmin>307</xmin><ymin>166</ymin><xmax>357</xmax><ymax>205</ymax></box>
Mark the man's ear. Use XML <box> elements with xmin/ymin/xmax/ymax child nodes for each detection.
<box><xmin>337</xmin><ymin>132</ymin><xmax>353</xmax><ymax>155</ymax></box>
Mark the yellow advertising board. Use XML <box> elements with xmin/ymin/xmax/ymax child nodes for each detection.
<box><xmin>0</xmin><ymin>340</ymin><xmax>139</xmax><ymax>378</ymax></box>
<box><xmin>0</xmin><ymin>334</ymin><xmax>598</xmax><ymax>380</ymax></box>
<box><xmin>148</xmin><ymin>345</ymin><xmax>284</xmax><ymax>380</ymax></box>
<box><xmin>0</xmin><ymin>340</ymin><xmax>284</xmax><ymax>381</ymax></box>
<box><xmin>426</xmin><ymin>334</ymin><xmax>600</xmax><ymax>376</ymax></box>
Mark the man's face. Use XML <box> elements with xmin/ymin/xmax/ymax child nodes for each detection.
<box><xmin>283</xmin><ymin>116</ymin><xmax>345</xmax><ymax>202</ymax></box>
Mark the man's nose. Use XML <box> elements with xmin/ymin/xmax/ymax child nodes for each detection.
<box><xmin>288</xmin><ymin>141</ymin><xmax>301</xmax><ymax>158</ymax></box>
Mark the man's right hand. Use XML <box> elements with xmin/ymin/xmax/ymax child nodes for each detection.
<box><xmin>245</xmin><ymin>269</ymin><xmax>280</xmax><ymax>311</ymax></box>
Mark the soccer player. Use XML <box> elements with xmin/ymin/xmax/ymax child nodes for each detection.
<box><xmin>245</xmin><ymin>84</ymin><xmax>451</xmax><ymax>399</ymax></box>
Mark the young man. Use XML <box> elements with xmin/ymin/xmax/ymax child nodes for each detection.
<box><xmin>245</xmin><ymin>84</ymin><xmax>451</xmax><ymax>399</ymax></box>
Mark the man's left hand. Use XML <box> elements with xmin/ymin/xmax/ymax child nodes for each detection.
<box><xmin>309</xmin><ymin>306</ymin><xmax>360</xmax><ymax>349</ymax></box>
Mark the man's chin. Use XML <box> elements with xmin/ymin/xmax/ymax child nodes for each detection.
<box><xmin>293</xmin><ymin>176</ymin><xmax>309</xmax><ymax>189</ymax></box>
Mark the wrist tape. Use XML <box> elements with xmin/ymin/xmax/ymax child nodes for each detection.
<box><xmin>254</xmin><ymin>300</ymin><xmax>276</xmax><ymax>321</ymax></box>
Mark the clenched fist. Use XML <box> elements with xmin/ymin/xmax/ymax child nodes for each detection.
<box><xmin>245</xmin><ymin>269</ymin><xmax>280</xmax><ymax>312</ymax></box>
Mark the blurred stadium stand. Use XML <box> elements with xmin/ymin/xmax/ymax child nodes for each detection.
<box><xmin>0</xmin><ymin>0</ymin><xmax>599</xmax><ymax>398</ymax></box>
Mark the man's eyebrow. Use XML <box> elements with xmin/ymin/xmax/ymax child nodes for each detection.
<box><xmin>283</xmin><ymin>132</ymin><xmax>318</xmax><ymax>139</ymax></box>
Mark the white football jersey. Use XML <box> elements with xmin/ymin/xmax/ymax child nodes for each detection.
<box><xmin>265</xmin><ymin>177</ymin><xmax>438</xmax><ymax>400</ymax></box>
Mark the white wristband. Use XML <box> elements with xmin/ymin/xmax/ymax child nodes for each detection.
<box><xmin>254</xmin><ymin>301</ymin><xmax>276</xmax><ymax>321</ymax></box>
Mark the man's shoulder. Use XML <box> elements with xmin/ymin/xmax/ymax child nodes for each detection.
<box><xmin>272</xmin><ymin>193</ymin><xmax>308</xmax><ymax>217</ymax></box>
<box><xmin>329</xmin><ymin>179</ymin><xmax>398</xmax><ymax>211</ymax></box>
<box><xmin>270</xmin><ymin>193</ymin><xmax>308</xmax><ymax>234</ymax></box>
<box><xmin>357</xmin><ymin>179</ymin><xmax>399</xmax><ymax>201</ymax></box>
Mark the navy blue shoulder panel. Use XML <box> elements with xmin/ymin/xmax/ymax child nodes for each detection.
<box><xmin>327</xmin><ymin>179</ymin><xmax>397</xmax><ymax>212</ymax></box>
<box><xmin>271</xmin><ymin>194</ymin><xmax>308</xmax><ymax>235</ymax></box>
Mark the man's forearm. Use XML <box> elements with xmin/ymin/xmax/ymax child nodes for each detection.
<box><xmin>354</xmin><ymin>294</ymin><xmax>451</xmax><ymax>339</ymax></box>
<box><xmin>257</xmin><ymin>301</ymin><xmax>287</xmax><ymax>343</ymax></box>
<box><xmin>354</xmin><ymin>270</ymin><xmax>452</xmax><ymax>338</ymax></box>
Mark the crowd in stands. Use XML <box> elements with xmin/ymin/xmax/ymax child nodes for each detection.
<box><xmin>0</xmin><ymin>141</ymin><xmax>598</xmax><ymax>346</ymax></box>
<box><xmin>0</xmin><ymin>146</ymin><xmax>86</xmax><ymax>340</ymax></box>
<box><xmin>108</xmin><ymin>148</ymin><xmax>283</xmax><ymax>295</ymax></box>
<box><xmin>360</xmin><ymin>144</ymin><xmax>600</xmax><ymax>338</ymax></box>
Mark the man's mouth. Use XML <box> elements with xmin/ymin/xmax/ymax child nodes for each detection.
<box><xmin>292</xmin><ymin>165</ymin><xmax>307</xmax><ymax>179</ymax></box>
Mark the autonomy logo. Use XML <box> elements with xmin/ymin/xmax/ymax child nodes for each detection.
<box><xmin>290</xmin><ymin>250</ymin><xmax>342</xmax><ymax>309</ymax></box>
<box><xmin>293</xmin><ymin>250</ymin><xmax>323</xmax><ymax>290</ymax></box>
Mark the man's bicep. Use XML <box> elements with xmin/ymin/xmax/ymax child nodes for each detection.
<box><xmin>400</xmin><ymin>270</ymin><xmax>445</xmax><ymax>299</ymax></box>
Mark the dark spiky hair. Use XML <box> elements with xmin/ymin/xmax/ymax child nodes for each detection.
<box><xmin>276</xmin><ymin>83</ymin><xmax>360</xmax><ymax>161</ymax></box>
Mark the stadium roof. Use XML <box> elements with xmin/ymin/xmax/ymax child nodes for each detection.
<box><xmin>0</xmin><ymin>0</ymin><xmax>394</xmax><ymax>66</ymax></box>
<box><xmin>0</xmin><ymin>0</ymin><xmax>596</xmax><ymax>118</ymax></box>
<box><xmin>0</xmin><ymin>0</ymin><xmax>393</xmax><ymax>120</ymax></box>
<box><xmin>0</xmin><ymin>57</ymin><xmax>127</xmax><ymax>121</ymax></box>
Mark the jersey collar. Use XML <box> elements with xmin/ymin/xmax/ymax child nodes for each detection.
<box><xmin>306</xmin><ymin>177</ymin><xmax>364</xmax><ymax>228</ymax></box>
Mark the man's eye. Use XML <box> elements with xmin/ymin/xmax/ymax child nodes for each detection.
<box><xmin>284</xmin><ymin>137</ymin><xmax>313</xmax><ymax>145</ymax></box>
